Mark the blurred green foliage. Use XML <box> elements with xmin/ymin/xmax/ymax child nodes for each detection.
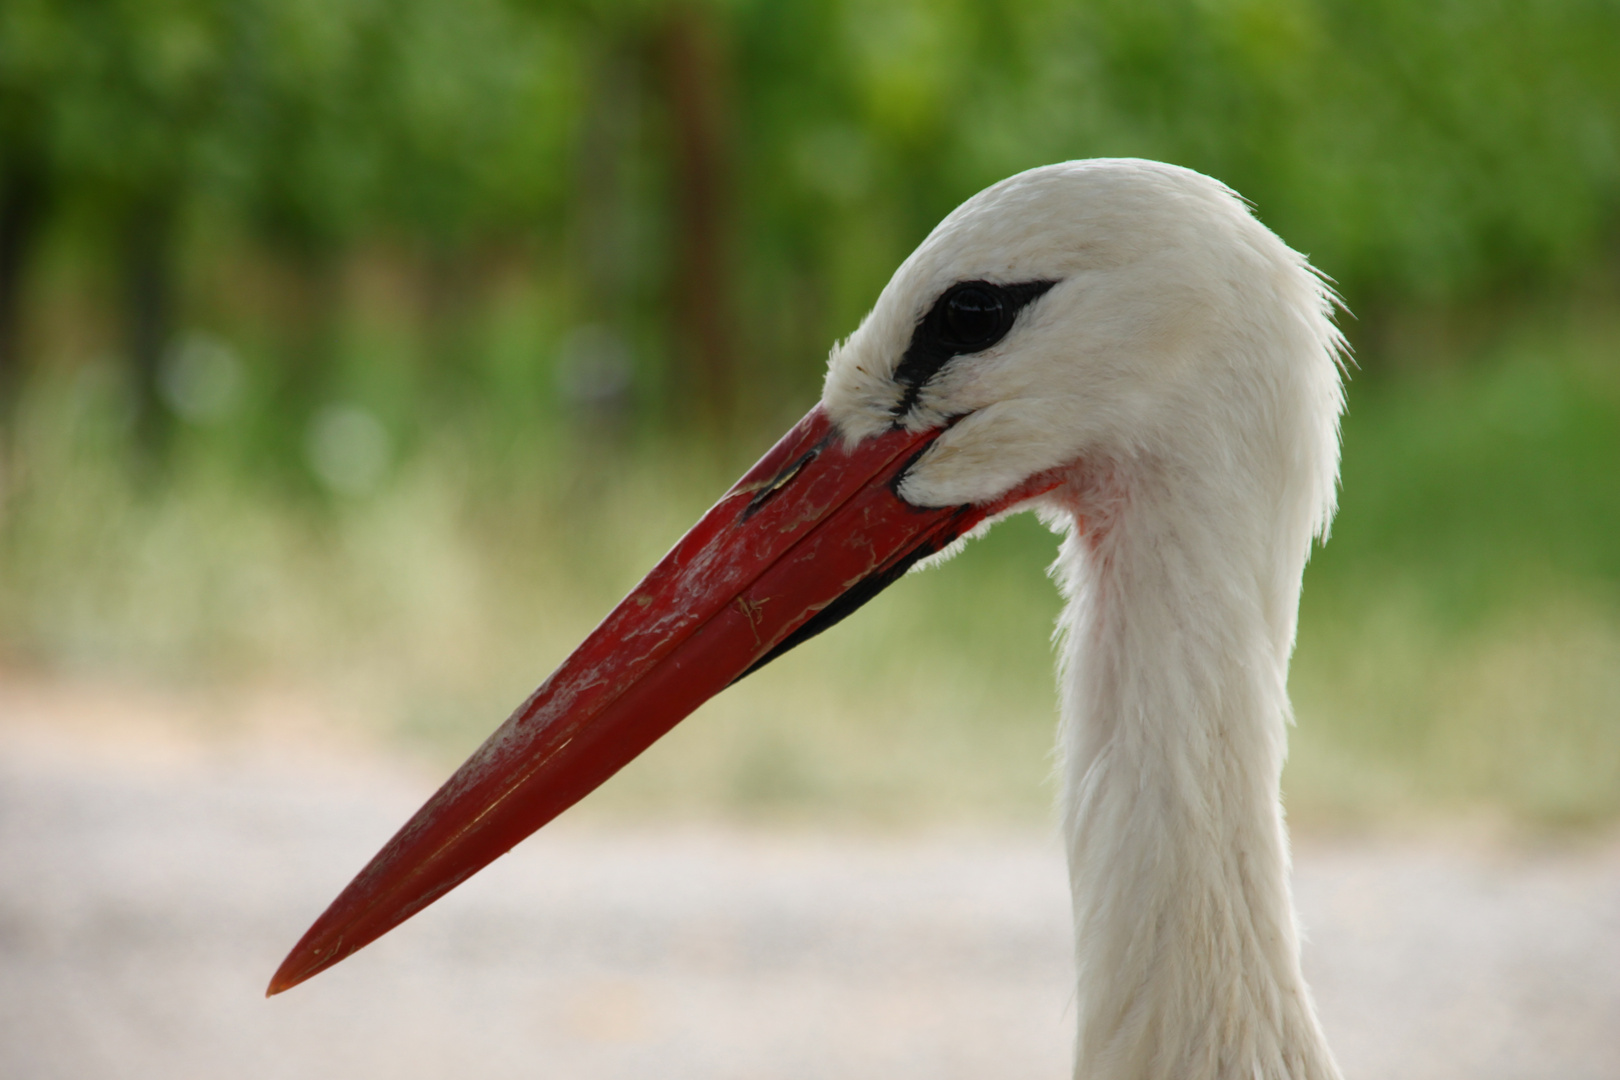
<box><xmin>3</xmin><ymin>0</ymin><xmax>1618</xmax><ymax>443</ymax></box>
<box><xmin>1</xmin><ymin>0</ymin><xmax>1618</xmax><ymax>826</ymax></box>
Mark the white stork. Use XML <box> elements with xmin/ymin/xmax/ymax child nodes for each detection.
<box><xmin>271</xmin><ymin>158</ymin><xmax>1346</xmax><ymax>1080</ymax></box>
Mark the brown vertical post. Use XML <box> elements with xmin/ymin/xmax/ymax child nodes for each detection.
<box><xmin>124</xmin><ymin>195</ymin><xmax>176</xmax><ymax>460</ymax></box>
<box><xmin>0</xmin><ymin>164</ymin><xmax>43</xmax><ymax>432</ymax></box>
<box><xmin>656</xmin><ymin>3</ymin><xmax>734</xmax><ymax>435</ymax></box>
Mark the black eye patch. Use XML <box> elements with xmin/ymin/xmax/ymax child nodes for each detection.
<box><xmin>891</xmin><ymin>279</ymin><xmax>1059</xmax><ymax>419</ymax></box>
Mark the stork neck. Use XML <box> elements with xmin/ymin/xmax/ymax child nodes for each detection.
<box><xmin>1051</xmin><ymin>465</ymin><xmax>1338</xmax><ymax>1080</ymax></box>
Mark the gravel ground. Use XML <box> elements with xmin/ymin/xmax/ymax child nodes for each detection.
<box><xmin>2</xmin><ymin>720</ymin><xmax>1618</xmax><ymax>1080</ymax></box>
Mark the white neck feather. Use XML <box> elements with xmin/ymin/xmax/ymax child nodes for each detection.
<box><xmin>1049</xmin><ymin>453</ymin><xmax>1341</xmax><ymax>1080</ymax></box>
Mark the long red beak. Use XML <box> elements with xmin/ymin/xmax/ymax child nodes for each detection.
<box><xmin>268</xmin><ymin>404</ymin><xmax>1059</xmax><ymax>995</ymax></box>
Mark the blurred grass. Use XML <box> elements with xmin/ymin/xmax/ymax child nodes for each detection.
<box><xmin>1287</xmin><ymin>301</ymin><xmax>1620</xmax><ymax>828</ymax></box>
<box><xmin>2</xmin><ymin>302</ymin><xmax>1617</xmax><ymax>831</ymax></box>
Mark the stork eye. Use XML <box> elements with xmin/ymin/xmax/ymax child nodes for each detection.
<box><xmin>890</xmin><ymin>277</ymin><xmax>1058</xmax><ymax>419</ymax></box>
<box><xmin>941</xmin><ymin>285</ymin><xmax>1005</xmax><ymax>350</ymax></box>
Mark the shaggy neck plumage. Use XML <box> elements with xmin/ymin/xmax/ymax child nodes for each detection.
<box><xmin>1050</xmin><ymin>457</ymin><xmax>1340</xmax><ymax>1080</ymax></box>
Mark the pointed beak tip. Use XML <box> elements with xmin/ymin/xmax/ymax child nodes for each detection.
<box><xmin>265</xmin><ymin>962</ymin><xmax>305</xmax><ymax>998</ymax></box>
<box><xmin>267</xmin><ymin>941</ymin><xmax>337</xmax><ymax>997</ymax></box>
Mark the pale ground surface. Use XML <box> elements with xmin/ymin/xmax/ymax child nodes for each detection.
<box><xmin>2</xmin><ymin>678</ymin><xmax>1618</xmax><ymax>1080</ymax></box>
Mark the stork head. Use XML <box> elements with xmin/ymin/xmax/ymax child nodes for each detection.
<box><xmin>826</xmin><ymin>159</ymin><xmax>1343</xmax><ymax>543</ymax></box>
<box><xmin>269</xmin><ymin>159</ymin><xmax>1345</xmax><ymax>996</ymax></box>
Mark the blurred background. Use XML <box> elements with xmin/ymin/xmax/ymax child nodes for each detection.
<box><xmin>3</xmin><ymin>0</ymin><xmax>1618</xmax><ymax>828</ymax></box>
<box><xmin>3</xmin><ymin>2</ymin><xmax>1620</xmax><ymax>1078</ymax></box>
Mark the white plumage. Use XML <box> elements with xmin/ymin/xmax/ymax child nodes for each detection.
<box><xmin>825</xmin><ymin>159</ymin><xmax>1345</xmax><ymax>1080</ymax></box>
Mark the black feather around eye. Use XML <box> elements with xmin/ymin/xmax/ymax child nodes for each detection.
<box><xmin>892</xmin><ymin>279</ymin><xmax>1058</xmax><ymax>419</ymax></box>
